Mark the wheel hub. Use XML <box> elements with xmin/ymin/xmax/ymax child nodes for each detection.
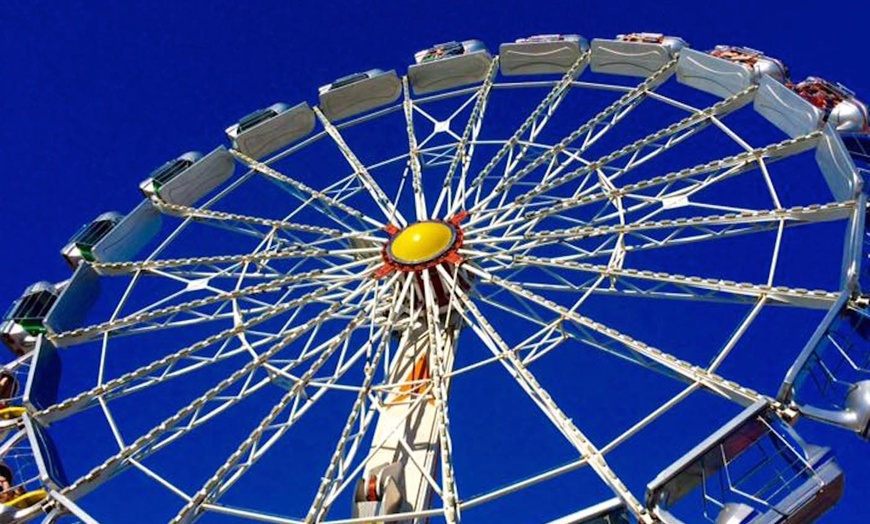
<box><xmin>376</xmin><ymin>213</ymin><xmax>467</xmax><ymax>277</ymax></box>
<box><xmin>387</xmin><ymin>221</ymin><xmax>456</xmax><ymax>265</ymax></box>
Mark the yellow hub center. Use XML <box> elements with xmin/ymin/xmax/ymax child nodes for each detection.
<box><xmin>387</xmin><ymin>221</ymin><xmax>456</xmax><ymax>265</ymax></box>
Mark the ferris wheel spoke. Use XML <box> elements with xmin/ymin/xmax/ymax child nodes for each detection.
<box><xmin>60</xmin><ymin>278</ymin><xmax>382</xmax><ymax>503</ymax></box>
<box><xmin>458</xmin><ymin>51</ymin><xmax>593</xmax><ymax>210</ymax></box>
<box><xmin>467</xmin><ymin>129</ymin><xmax>822</xmax><ymax>240</ymax></box>
<box><xmin>38</xmin><ymin>276</ymin><xmax>372</xmax><ymax>425</ymax></box>
<box><xmin>530</xmin><ymin>83</ymin><xmax>757</xmax><ymax>205</ymax></box>
<box><xmin>418</xmin><ymin>269</ymin><xmax>462</xmax><ymax>523</ymax></box>
<box><xmin>463</xmin><ymin>201</ymin><xmax>854</xmax><ymax>276</ymax></box>
<box><xmin>480</xmin><ymin>75</ymin><xmax>606</xmax><ymax>220</ymax></box>
<box><xmin>153</xmin><ymin>200</ymin><xmax>344</xmax><ymax>239</ymax></box>
<box><xmin>468</xmin><ymin>201</ymin><xmax>854</xmax><ymax>254</ymax></box>
<box><xmin>305</xmin><ymin>273</ymin><xmax>415</xmax><ymax>523</ymax></box>
<box><xmin>91</xmin><ymin>229</ymin><xmax>384</xmax><ymax>276</ymax></box>
<box><xmin>574</xmin><ymin>138</ymin><xmax>823</xmax><ymax>230</ymax></box>
<box><xmin>429</xmin><ymin>57</ymin><xmax>499</xmax><ymax>218</ymax></box>
<box><xmin>450</xmin><ymin>286</ymin><xmax>652</xmax><ymax>523</ymax></box>
<box><xmin>230</xmin><ymin>148</ymin><xmax>384</xmax><ymax>230</ymax></box>
<box><xmin>314</xmin><ymin>290</ymin><xmax>455</xmax><ymax>521</ymax></box>
<box><xmin>97</xmin><ymin>279</ymin><xmax>357</xmax><ymax>340</ymax></box>
<box><xmin>445</xmin><ymin>298</ymin><xmax>574</xmax><ymax>379</ymax></box>
<box><xmin>476</xmin><ymin>85</ymin><xmax>760</xmax><ymax>232</ymax></box>
<box><xmin>403</xmin><ymin>78</ymin><xmax>429</xmax><ymax>221</ymax></box>
<box><xmin>481</xmin><ymin>253</ymin><xmax>840</xmax><ymax>308</ymax></box>
<box><xmin>466</xmin><ymin>58</ymin><xmax>677</xmax><ymax>219</ymax></box>
<box><xmin>165</xmin><ymin>297</ymin><xmax>384</xmax><ymax>456</ymax></box>
<box><xmin>167</xmin><ymin>274</ymin><xmax>399</xmax><ymax>524</ymax></box>
<box><xmin>315</xmin><ymin>107</ymin><xmax>407</xmax><ymax>227</ymax></box>
<box><xmin>465</xmin><ymin>264</ymin><xmax>766</xmax><ymax>407</ymax></box>
<box><xmin>48</xmin><ymin>255</ymin><xmax>378</xmax><ymax>345</ymax></box>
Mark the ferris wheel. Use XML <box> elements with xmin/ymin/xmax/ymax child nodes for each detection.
<box><xmin>1</xmin><ymin>32</ymin><xmax>869</xmax><ymax>524</ymax></box>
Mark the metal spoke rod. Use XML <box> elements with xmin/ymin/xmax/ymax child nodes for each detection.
<box><xmin>305</xmin><ymin>273</ymin><xmax>414</xmax><ymax>522</ymax></box>
<box><xmin>230</xmin><ymin>148</ymin><xmax>385</xmax><ymax>229</ymax></box>
<box><xmin>431</xmin><ymin>57</ymin><xmax>499</xmax><ymax>218</ymax></box>
<box><xmin>403</xmin><ymin>78</ymin><xmax>429</xmax><ymax>221</ymax></box>
<box><xmin>153</xmin><ymin>200</ymin><xmax>343</xmax><ymax>237</ymax></box>
<box><xmin>49</xmin><ymin>256</ymin><xmax>378</xmax><ymax>345</ymax></box>
<box><xmin>315</xmin><ymin>107</ymin><xmax>407</xmax><ymax>226</ymax></box>
<box><xmin>168</xmin><ymin>275</ymin><xmax>398</xmax><ymax>524</ymax></box>
<box><xmin>479</xmin><ymin>252</ymin><xmax>838</xmax><ymax>309</ymax></box>
<box><xmin>452</xmin><ymin>287</ymin><xmax>654</xmax><ymax>524</ymax></box>
<box><xmin>62</xmin><ymin>279</ymin><xmax>379</xmax><ymax>501</ymax></box>
<box><xmin>460</xmin><ymin>51</ymin><xmax>593</xmax><ymax>209</ymax></box>
<box><xmin>467</xmin><ymin>58</ymin><xmax>677</xmax><ymax>217</ymax></box>
<box><xmin>465</xmin><ymin>264</ymin><xmax>766</xmax><ymax>407</ymax></box>
<box><xmin>420</xmin><ymin>269</ymin><xmax>461</xmax><ymax>524</ymax></box>
<box><xmin>468</xmin><ymin>130</ymin><xmax>822</xmax><ymax>237</ymax></box>
<box><xmin>475</xmin><ymin>85</ymin><xmax>760</xmax><ymax>235</ymax></box>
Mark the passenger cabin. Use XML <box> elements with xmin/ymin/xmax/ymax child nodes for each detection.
<box><xmin>61</xmin><ymin>211</ymin><xmax>122</xmax><ymax>268</ymax></box>
<box><xmin>1</xmin><ymin>266</ymin><xmax>100</xmax><ymax>354</ymax></box>
<box><xmin>61</xmin><ymin>201</ymin><xmax>162</xmax><ymax>268</ymax></box>
<box><xmin>0</xmin><ymin>372</ymin><xmax>17</xmax><ymax>410</ymax></box>
<box><xmin>779</xmin><ymin>298</ymin><xmax>870</xmax><ymax>440</ymax></box>
<box><xmin>408</xmin><ymin>40</ymin><xmax>493</xmax><ymax>95</ymax></box>
<box><xmin>0</xmin><ymin>416</ymin><xmax>69</xmax><ymax>522</ymax></box>
<box><xmin>545</xmin><ymin>498</ymin><xmax>629</xmax><ymax>524</ymax></box>
<box><xmin>139</xmin><ymin>147</ymin><xmax>235</xmax><ymax>206</ymax></box>
<box><xmin>710</xmin><ymin>46</ymin><xmax>789</xmax><ymax>83</ymax></box>
<box><xmin>500</xmin><ymin>34</ymin><xmax>589</xmax><ymax>76</ymax></box>
<box><xmin>590</xmin><ymin>32</ymin><xmax>688</xmax><ymax>77</ymax></box>
<box><xmin>225</xmin><ymin>102</ymin><xmax>316</xmax><ymax>160</ymax></box>
<box><xmin>0</xmin><ymin>368</ymin><xmax>25</xmax><ymax>427</ymax></box>
<box><xmin>646</xmin><ymin>401</ymin><xmax>844</xmax><ymax>523</ymax></box>
<box><xmin>318</xmin><ymin>69</ymin><xmax>402</xmax><ymax>121</ymax></box>
<box><xmin>754</xmin><ymin>74</ymin><xmax>827</xmax><ymax>138</ymax></box>
<box><xmin>677</xmin><ymin>45</ymin><xmax>788</xmax><ymax>99</ymax></box>
<box><xmin>1</xmin><ymin>282</ymin><xmax>60</xmax><ymax>356</ymax></box>
<box><xmin>792</xmin><ymin>77</ymin><xmax>870</xmax><ymax>133</ymax></box>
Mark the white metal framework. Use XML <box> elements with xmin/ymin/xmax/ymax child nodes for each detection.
<box><xmin>0</xmin><ymin>34</ymin><xmax>866</xmax><ymax>524</ymax></box>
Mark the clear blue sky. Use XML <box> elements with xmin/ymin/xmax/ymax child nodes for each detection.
<box><xmin>1</xmin><ymin>1</ymin><xmax>868</xmax><ymax>522</ymax></box>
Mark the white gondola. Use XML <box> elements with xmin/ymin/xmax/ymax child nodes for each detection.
<box><xmin>677</xmin><ymin>45</ymin><xmax>788</xmax><ymax>99</ymax></box>
<box><xmin>318</xmin><ymin>69</ymin><xmax>402</xmax><ymax>121</ymax></box>
<box><xmin>0</xmin><ymin>363</ymin><xmax>25</xmax><ymax>430</ymax></box>
<box><xmin>225</xmin><ymin>102</ymin><xmax>316</xmax><ymax>160</ymax></box>
<box><xmin>408</xmin><ymin>40</ymin><xmax>493</xmax><ymax>95</ymax></box>
<box><xmin>499</xmin><ymin>34</ymin><xmax>589</xmax><ymax>76</ymax></box>
<box><xmin>814</xmin><ymin>124</ymin><xmax>860</xmax><ymax>203</ymax></box>
<box><xmin>24</xmin><ymin>417</ymin><xmax>68</xmax><ymax>491</ymax></box>
<box><xmin>0</xmin><ymin>282</ymin><xmax>59</xmax><ymax>356</ymax></box>
<box><xmin>754</xmin><ymin>75</ymin><xmax>824</xmax><ymax>138</ymax></box>
<box><xmin>0</xmin><ymin>416</ymin><xmax>68</xmax><ymax>523</ymax></box>
<box><xmin>779</xmin><ymin>296</ymin><xmax>870</xmax><ymax>440</ymax></box>
<box><xmin>61</xmin><ymin>211</ymin><xmax>122</xmax><ymax>268</ymax></box>
<box><xmin>544</xmin><ymin>498</ymin><xmax>629</xmax><ymax>524</ymax></box>
<box><xmin>590</xmin><ymin>32</ymin><xmax>687</xmax><ymax>77</ymax></box>
<box><xmin>139</xmin><ymin>146</ymin><xmax>235</xmax><ymax>206</ymax></box>
<box><xmin>61</xmin><ymin>200</ymin><xmax>162</xmax><ymax>268</ymax></box>
<box><xmin>646</xmin><ymin>401</ymin><xmax>844</xmax><ymax>523</ymax></box>
<box><xmin>1</xmin><ymin>265</ymin><xmax>100</xmax><ymax>355</ymax></box>
<box><xmin>792</xmin><ymin>77</ymin><xmax>870</xmax><ymax>133</ymax></box>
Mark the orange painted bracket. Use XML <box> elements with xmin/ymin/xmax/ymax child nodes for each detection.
<box><xmin>374</xmin><ymin>265</ymin><xmax>395</xmax><ymax>279</ymax></box>
<box><xmin>448</xmin><ymin>211</ymin><xmax>469</xmax><ymax>226</ymax></box>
